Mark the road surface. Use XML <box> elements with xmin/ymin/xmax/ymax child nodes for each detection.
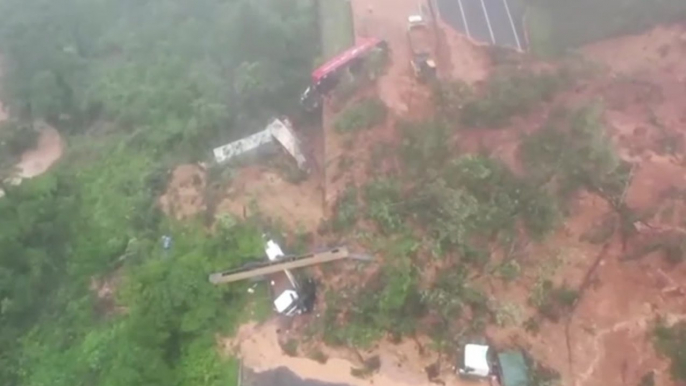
<box><xmin>435</xmin><ymin>0</ymin><xmax>526</xmax><ymax>50</ymax></box>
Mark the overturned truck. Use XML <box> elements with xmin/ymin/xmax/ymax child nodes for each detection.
<box><xmin>212</xmin><ymin>118</ymin><xmax>309</xmax><ymax>173</ymax></box>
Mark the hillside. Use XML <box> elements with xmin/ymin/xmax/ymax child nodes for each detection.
<box><xmin>220</xmin><ymin>19</ymin><xmax>686</xmax><ymax>386</ymax></box>
<box><xmin>2</xmin><ymin>1</ymin><xmax>686</xmax><ymax>386</ymax></box>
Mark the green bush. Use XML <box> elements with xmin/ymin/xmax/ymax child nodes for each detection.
<box><xmin>334</xmin><ymin>97</ymin><xmax>387</xmax><ymax>133</ymax></box>
<box><xmin>654</xmin><ymin>320</ymin><xmax>686</xmax><ymax>381</ymax></box>
<box><xmin>281</xmin><ymin>339</ymin><xmax>299</xmax><ymax>357</ymax></box>
<box><xmin>331</xmin><ymin>185</ymin><xmax>359</xmax><ymax>233</ymax></box>
<box><xmin>0</xmin><ymin>0</ymin><xmax>319</xmax><ymax>383</ymax></box>
<box><xmin>398</xmin><ymin>119</ymin><xmax>451</xmax><ymax>177</ymax></box>
<box><xmin>521</xmin><ymin>104</ymin><xmax>628</xmax><ymax>202</ymax></box>
<box><xmin>461</xmin><ymin>69</ymin><xmax>572</xmax><ymax>128</ymax></box>
<box><xmin>363</xmin><ymin>177</ymin><xmax>404</xmax><ymax>234</ymax></box>
<box><xmin>432</xmin><ymin>80</ymin><xmax>473</xmax><ymax>122</ymax></box>
<box><xmin>530</xmin><ymin>280</ymin><xmax>577</xmax><ymax>322</ymax></box>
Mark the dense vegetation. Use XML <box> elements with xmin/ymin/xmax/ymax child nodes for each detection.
<box><xmin>0</xmin><ymin>0</ymin><xmax>318</xmax><ymax>385</ymax></box>
<box><xmin>654</xmin><ymin>320</ymin><xmax>686</xmax><ymax>381</ymax></box>
<box><xmin>334</xmin><ymin>97</ymin><xmax>388</xmax><ymax>133</ymax></box>
<box><xmin>433</xmin><ymin>67</ymin><xmax>573</xmax><ymax>128</ymax></box>
<box><xmin>0</xmin><ymin>0</ymin><xmax>317</xmax><ymax>153</ymax></box>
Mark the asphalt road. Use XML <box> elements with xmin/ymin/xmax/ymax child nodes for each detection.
<box><xmin>243</xmin><ymin>367</ymin><xmax>350</xmax><ymax>386</ymax></box>
<box><xmin>436</xmin><ymin>0</ymin><xmax>525</xmax><ymax>50</ymax></box>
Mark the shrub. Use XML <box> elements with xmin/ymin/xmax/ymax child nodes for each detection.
<box><xmin>432</xmin><ymin>80</ymin><xmax>473</xmax><ymax>121</ymax></box>
<box><xmin>351</xmin><ymin>356</ymin><xmax>381</xmax><ymax>378</ymax></box>
<box><xmin>447</xmin><ymin>155</ymin><xmax>560</xmax><ymax>239</ymax></box>
<box><xmin>497</xmin><ymin>260</ymin><xmax>522</xmax><ymax>282</ymax></box>
<box><xmin>528</xmin><ymin>358</ymin><xmax>561</xmax><ymax>386</ymax></box>
<box><xmin>363</xmin><ymin>177</ymin><xmax>404</xmax><ymax>234</ymax></box>
<box><xmin>334</xmin><ymin>97</ymin><xmax>387</xmax><ymax>133</ymax></box>
<box><xmin>398</xmin><ymin>119</ymin><xmax>451</xmax><ymax>176</ymax></box>
<box><xmin>331</xmin><ymin>185</ymin><xmax>359</xmax><ymax>233</ymax></box>
<box><xmin>654</xmin><ymin>320</ymin><xmax>686</xmax><ymax>381</ymax></box>
<box><xmin>530</xmin><ymin>280</ymin><xmax>578</xmax><ymax>322</ymax></box>
<box><xmin>461</xmin><ymin>68</ymin><xmax>572</xmax><ymax>128</ymax></box>
<box><xmin>281</xmin><ymin>339</ymin><xmax>299</xmax><ymax>356</ymax></box>
<box><xmin>307</xmin><ymin>349</ymin><xmax>328</xmax><ymax>364</ymax></box>
<box><xmin>521</xmin><ymin>104</ymin><xmax>627</xmax><ymax>202</ymax></box>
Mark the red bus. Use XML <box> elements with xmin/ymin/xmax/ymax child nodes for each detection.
<box><xmin>301</xmin><ymin>37</ymin><xmax>387</xmax><ymax>110</ymax></box>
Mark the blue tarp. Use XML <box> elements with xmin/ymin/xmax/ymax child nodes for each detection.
<box><xmin>161</xmin><ymin>235</ymin><xmax>172</xmax><ymax>250</ymax></box>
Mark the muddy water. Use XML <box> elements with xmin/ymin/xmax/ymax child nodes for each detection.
<box><xmin>226</xmin><ymin>321</ymin><xmax>478</xmax><ymax>386</ymax></box>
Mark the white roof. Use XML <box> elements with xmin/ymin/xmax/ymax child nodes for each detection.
<box><xmin>460</xmin><ymin>344</ymin><xmax>491</xmax><ymax>377</ymax></box>
<box><xmin>213</xmin><ymin>127</ymin><xmax>274</xmax><ymax>164</ymax></box>
<box><xmin>408</xmin><ymin>15</ymin><xmax>424</xmax><ymax>24</ymax></box>
<box><xmin>270</xmin><ymin>120</ymin><xmax>308</xmax><ymax>170</ymax></box>
<box><xmin>265</xmin><ymin>240</ymin><xmax>285</xmax><ymax>261</ymax></box>
<box><xmin>211</xmin><ymin>119</ymin><xmax>308</xmax><ymax>171</ymax></box>
<box><xmin>273</xmin><ymin>290</ymin><xmax>298</xmax><ymax>313</ymax></box>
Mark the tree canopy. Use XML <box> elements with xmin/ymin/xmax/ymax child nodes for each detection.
<box><xmin>0</xmin><ymin>0</ymin><xmax>318</xmax><ymax>385</ymax></box>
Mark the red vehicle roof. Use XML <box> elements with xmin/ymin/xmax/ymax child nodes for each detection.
<box><xmin>311</xmin><ymin>37</ymin><xmax>383</xmax><ymax>83</ymax></box>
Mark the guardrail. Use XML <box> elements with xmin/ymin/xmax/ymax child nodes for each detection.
<box><xmin>209</xmin><ymin>247</ymin><xmax>351</xmax><ymax>284</ymax></box>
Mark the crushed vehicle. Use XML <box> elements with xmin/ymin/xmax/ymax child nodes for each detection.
<box><xmin>263</xmin><ymin>239</ymin><xmax>316</xmax><ymax>316</ymax></box>
<box><xmin>209</xmin><ymin>240</ymin><xmax>359</xmax><ymax>316</ymax></box>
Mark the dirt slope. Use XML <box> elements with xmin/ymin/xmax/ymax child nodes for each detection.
<box><xmin>160</xmin><ymin>163</ymin><xmax>324</xmax><ymax>231</ymax></box>
<box><xmin>217</xmin><ymin>166</ymin><xmax>324</xmax><ymax>231</ymax></box>
<box><xmin>155</xmin><ymin>15</ymin><xmax>686</xmax><ymax>386</ymax></box>
<box><xmin>15</xmin><ymin>122</ymin><xmax>64</xmax><ymax>179</ymax></box>
<box><xmin>1</xmin><ymin>58</ymin><xmax>64</xmax><ymax>184</ymax></box>
<box><xmin>158</xmin><ymin>163</ymin><xmax>208</xmax><ymax>220</ymax></box>
<box><xmin>480</xmin><ymin>23</ymin><xmax>686</xmax><ymax>386</ymax></box>
<box><xmin>316</xmin><ymin>22</ymin><xmax>686</xmax><ymax>386</ymax></box>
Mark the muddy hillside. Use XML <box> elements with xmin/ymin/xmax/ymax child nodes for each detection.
<box><xmin>157</xmin><ymin>7</ymin><xmax>686</xmax><ymax>386</ymax></box>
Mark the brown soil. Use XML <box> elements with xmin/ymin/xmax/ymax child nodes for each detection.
<box><xmin>89</xmin><ymin>269</ymin><xmax>127</xmax><ymax>317</ymax></box>
<box><xmin>158</xmin><ymin>163</ymin><xmax>208</xmax><ymax>220</ymax></box>
<box><xmin>480</xmin><ymin>24</ymin><xmax>686</xmax><ymax>386</ymax></box>
<box><xmin>160</xmin><ymin>163</ymin><xmax>324</xmax><ymax>230</ymax></box>
<box><xmin>1</xmin><ymin>120</ymin><xmax>64</xmax><ymax>199</ymax></box>
<box><xmin>15</xmin><ymin>122</ymin><xmax>64</xmax><ymax>179</ymax></box>
<box><xmin>216</xmin><ymin>166</ymin><xmax>324</xmax><ymax>231</ymax></box>
<box><xmin>224</xmin><ymin>320</ymin><xmax>483</xmax><ymax>386</ymax></box>
<box><xmin>315</xmin><ymin>22</ymin><xmax>686</xmax><ymax>386</ymax></box>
